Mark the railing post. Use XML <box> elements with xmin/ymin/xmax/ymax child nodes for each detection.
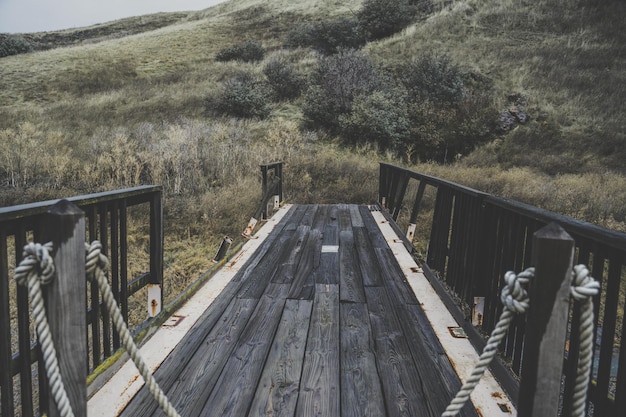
<box><xmin>148</xmin><ymin>190</ymin><xmax>163</xmax><ymax>317</ymax></box>
<box><xmin>43</xmin><ymin>200</ymin><xmax>86</xmax><ymax>417</ymax></box>
<box><xmin>518</xmin><ymin>222</ymin><xmax>574</xmax><ymax>417</ymax></box>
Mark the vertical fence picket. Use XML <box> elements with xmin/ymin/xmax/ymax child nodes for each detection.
<box><xmin>0</xmin><ymin>229</ymin><xmax>13</xmax><ymax>417</ymax></box>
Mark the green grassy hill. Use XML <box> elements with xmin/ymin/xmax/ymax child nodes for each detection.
<box><xmin>1</xmin><ymin>0</ymin><xmax>625</xmax><ymax>298</ymax></box>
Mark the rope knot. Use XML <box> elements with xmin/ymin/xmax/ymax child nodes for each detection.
<box><xmin>14</xmin><ymin>242</ymin><xmax>55</xmax><ymax>287</ymax></box>
<box><xmin>571</xmin><ymin>264</ymin><xmax>599</xmax><ymax>301</ymax></box>
<box><xmin>500</xmin><ymin>267</ymin><xmax>533</xmax><ymax>314</ymax></box>
<box><xmin>85</xmin><ymin>241</ymin><xmax>109</xmax><ymax>281</ymax></box>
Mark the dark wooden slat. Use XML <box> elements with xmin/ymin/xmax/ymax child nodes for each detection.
<box><xmin>353</xmin><ymin>227</ymin><xmax>383</xmax><ymax>287</ymax></box>
<box><xmin>358</xmin><ymin>206</ymin><xmax>387</xmax><ymax>249</ymax></box>
<box><xmin>365</xmin><ymin>286</ymin><xmax>431</xmax><ymax>417</ymax></box>
<box><xmin>374</xmin><ymin>247</ymin><xmax>417</xmax><ymax>305</ymax></box>
<box><xmin>237</xmin><ymin>228</ymin><xmax>297</xmax><ymax>299</ymax></box>
<box><xmin>295</xmin><ymin>284</ymin><xmax>340</xmax><ymax>417</ymax></box>
<box><xmin>337</xmin><ymin>204</ymin><xmax>352</xmax><ymax>232</ymax></box>
<box><xmin>15</xmin><ymin>228</ymin><xmax>34</xmax><ymax>417</ymax></box>
<box><xmin>0</xmin><ymin>230</ymin><xmax>14</xmax><ymax>417</ymax></box>
<box><xmin>287</xmin><ymin>229</ymin><xmax>321</xmax><ymax>300</ymax></box>
<box><xmin>149</xmin><ymin>298</ymin><xmax>257</xmax><ymax>417</ymax></box>
<box><xmin>594</xmin><ymin>254</ymin><xmax>622</xmax><ymax>416</ymax></box>
<box><xmin>199</xmin><ymin>284</ymin><xmax>290</xmax><ymax>417</ymax></box>
<box><xmin>248</xmin><ymin>299</ymin><xmax>313</xmax><ymax>417</ymax></box>
<box><xmin>349</xmin><ymin>204</ymin><xmax>364</xmax><ymax>227</ymax></box>
<box><xmin>340</xmin><ymin>302</ymin><xmax>386</xmax><ymax>417</ymax></box>
<box><xmin>271</xmin><ymin>225</ymin><xmax>310</xmax><ymax>285</ymax></box>
<box><xmin>339</xmin><ymin>230</ymin><xmax>366</xmax><ymax>303</ymax></box>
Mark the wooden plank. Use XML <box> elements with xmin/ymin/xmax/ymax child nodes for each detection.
<box><xmin>339</xmin><ymin>230</ymin><xmax>366</xmax><ymax>303</ymax></box>
<box><xmin>353</xmin><ymin>227</ymin><xmax>383</xmax><ymax>287</ymax></box>
<box><xmin>237</xmin><ymin>229</ymin><xmax>295</xmax><ymax>299</ymax></box>
<box><xmin>337</xmin><ymin>204</ymin><xmax>352</xmax><ymax>232</ymax></box>
<box><xmin>198</xmin><ymin>285</ymin><xmax>290</xmax><ymax>417</ymax></box>
<box><xmin>374</xmin><ymin>247</ymin><xmax>418</xmax><ymax>305</ymax></box>
<box><xmin>272</xmin><ymin>225</ymin><xmax>311</xmax><ymax>284</ymax></box>
<box><xmin>349</xmin><ymin>204</ymin><xmax>364</xmax><ymax>227</ymax></box>
<box><xmin>248</xmin><ymin>299</ymin><xmax>313</xmax><ymax>417</ymax></box>
<box><xmin>359</xmin><ymin>206</ymin><xmax>388</xmax><ymax>249</ymax></box>
<box><xmin>148</xmin><ymin>298</ymin><xmax>257</xmax><ymax>417</ymax></box>
<box><xmin>365</xmin><ymin>286</ymin><xmax>431</xmax><ymax>417</ymax></box>
<box><xmin>318</xmin><ymin>207</ymin><xmax>339</xmax><ymax>284</ymax></box>
<box><xmin>295</xmin><ymin>284</ymin><xmax>340</xmax><ymax>417</ymax></box>
<box><xmin>287</xmin><ymin>229</ymin><xmax>321</xmax><ymax>300</ymax></box>
<box><xmin>340</xmin><ymin>303</ymin><xmax>386</xmax><ymax>417</ymax></box>
<box><xmin>0</xmin><ymin>230</ymin><xmax>14</xmax><ymax>417</ymax></box>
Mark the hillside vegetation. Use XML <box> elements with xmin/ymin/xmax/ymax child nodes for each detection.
<box><xmin>1</xmin><ymin>0</ymin><xmax>625</xmax><ymax>302</ymax></box>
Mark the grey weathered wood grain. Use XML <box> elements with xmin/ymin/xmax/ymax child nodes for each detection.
<box><xmin>248</xmin><ymin>299</ymin><xmax>313</xmax><ymax>417</ymax></box>
<box><xmin>149</xmin><ymin>298</ymin><xmax>257</xmax><ymax>417</ymax></box>
<box><xmin>198</xmin><ymin>285</ymin><xmax>290</xmax><ymax>417</ymax></box>
<box><xmin>295</xmin><ymin>284</ymin><xmax>340</xmax><ymax>417</ymax></box>
<box><xmin>340</xmin><ymin>302</ymin><xmax>386</xmax><ymax>417</ymax></box>
<box><xmin>339</xmin><ymin>230</ymin><xmax>366</xmax><ymax>303</ymax></box>
<box><xmin>365</xmin><ymin>286</ymin><xmax>432</xmax><ymax>417</ymax></box>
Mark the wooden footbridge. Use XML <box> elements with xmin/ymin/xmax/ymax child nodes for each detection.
<box><xmin>2</xmin><ymin>163</ymin><xmax>626</xmax><ymax>417</ymax></box>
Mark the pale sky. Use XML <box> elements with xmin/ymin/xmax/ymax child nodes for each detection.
<box><xmin>0</xmin><ymin>0</ymin><xmax>228</xmax><ymax>34</ymax></box>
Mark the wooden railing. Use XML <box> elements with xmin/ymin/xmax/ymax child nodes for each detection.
<box><xmin>379</xmin><ymin>162</ymin><xmax>626</xmax><ymax>417</ymax></box>
<box><xmin>0</xmin><ymin>186</ymin><xmax>162</xmax><ymax>417</ymax></box>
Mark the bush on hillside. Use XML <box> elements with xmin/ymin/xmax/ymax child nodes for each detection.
<box><xmin>285</xmin><ymin>17</ymin><xmax>366</xmax><ymax>55</ymax></box>
<box><xmin>339</xmin><ymin>89</ymin><xmax>411</xmax><ymax>150</ymax></box>
<box><xmin>215</xmin><ymin>40</ymin><xmax>265</xmax><ymax>62</ymax></box>
<box><xmin>263</xmin><ymin>56</ymin><xmax>304</xmax><ymax>100</ymax></box>
<box><xmin>357</xmin><ymin>0</ymin><xmax>414</xmax><ymax>40</ymax></box>
<box><xmin>401</xmin><ymin>53</ymin><xmax>466</xmax><ymax>105</ymax></box>
<box><xmin>208</xmin><ymin>72</ymin><xmax>272</xmax><ymax>119</ymax></box>
<box><xmin>0</xmin><ymin>34</ymin><xmax>33</xmax><ymax>58</ymax></box>
<box><xmin>303</xmin><ymin>49</ymin><xmax>383</xmax><ymax>131</ymax></box>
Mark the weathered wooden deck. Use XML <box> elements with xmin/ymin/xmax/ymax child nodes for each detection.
<box><xmin>118</xmin><ymin>204</ymin><xmax>480</xmax><ymax>417</ymax></box>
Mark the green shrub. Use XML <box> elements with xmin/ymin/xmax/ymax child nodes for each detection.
<box><xmin>401</xmin><ymin>53</ymin><xmax>466</xmax><ymax>105</ymax></box>
<box><xmin>208</xmin><ymin>72</ymin><xmax>272</xmax><ymax>119</ymax></box>
<box><xmin>0</xmin><ymin>34</ymin><xmax>33</xmax><ymax>58</ymax></box>
<box><xmin>285</xmin><ymin>17</ymin><xmax>366</xmax><ymax>55</ymax></box>
<box><xmin>263</xmin><ymin>56</ymin><xmax>304</xmax><ymax>100</ymax></box>
<box><xmin>339</xmin><ymin>89</ymin><xmax>411</xmax><ymax>150</ymax></box>
<box><xmin>357</xmin><ymin>0</ymin><xmax>414</xmax><ymax>40</ymax></box>
<box><xmin>302</xmin><ymin>49</ymin><xmax>383</xmax><ymax>131</ymax></box>
<box><xmin>215</xmin><ymin>40</ymin><xmax>265</xmax><ymax>62</ymax></box>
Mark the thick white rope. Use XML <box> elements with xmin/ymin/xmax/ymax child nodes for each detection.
<box><xmin>14</xmin><ymin>242</ymin><xmax>75</xmax><ymax>417</ymax></box>
<box><xmin>85</xmin><ymin>241</ymin><xmax>182</xmax><ymax>417</ymax></box>
<box><xmin>441</xmin><ymin>267</ymin><xmax>534</xmax><ymax>416</ymax></box>
<box><xmin>569</xmin><ymin>264</ymin><xmax>600</xmax><ymax>417</ymax></box>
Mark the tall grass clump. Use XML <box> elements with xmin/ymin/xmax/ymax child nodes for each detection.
<box><xmin>215</xmin><ymin>40</ymin><xmax>265</xmax><ymax>62</ymax></box>
<box><xmin>0</xmin><ymin>34</ymin><xmax>33</xmax><ymax>58</ymax></box>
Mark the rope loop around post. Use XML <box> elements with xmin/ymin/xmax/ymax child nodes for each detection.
<box><xmin>85</xmin><ymin>240</ymin><xmax>109</xmax><ymax>281</ymax></box>
<box><xmin>569</xmin><ymin>264</ymin><xmax>599</xmax><ymax>417</ymax></box>
<box><xmin>500</xmin><ymin>267</ymin><xmax>533</xmax><ymax>314</ymax></box>
<box><xmin>14</xmin><ymin>242</ymin><xmax>55</xmax><ymax>287</ymax></box>
<box><xmin>14</xmin><ymin>242</ymin><xmax>76</xmax><ymax>417</ymax></box>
